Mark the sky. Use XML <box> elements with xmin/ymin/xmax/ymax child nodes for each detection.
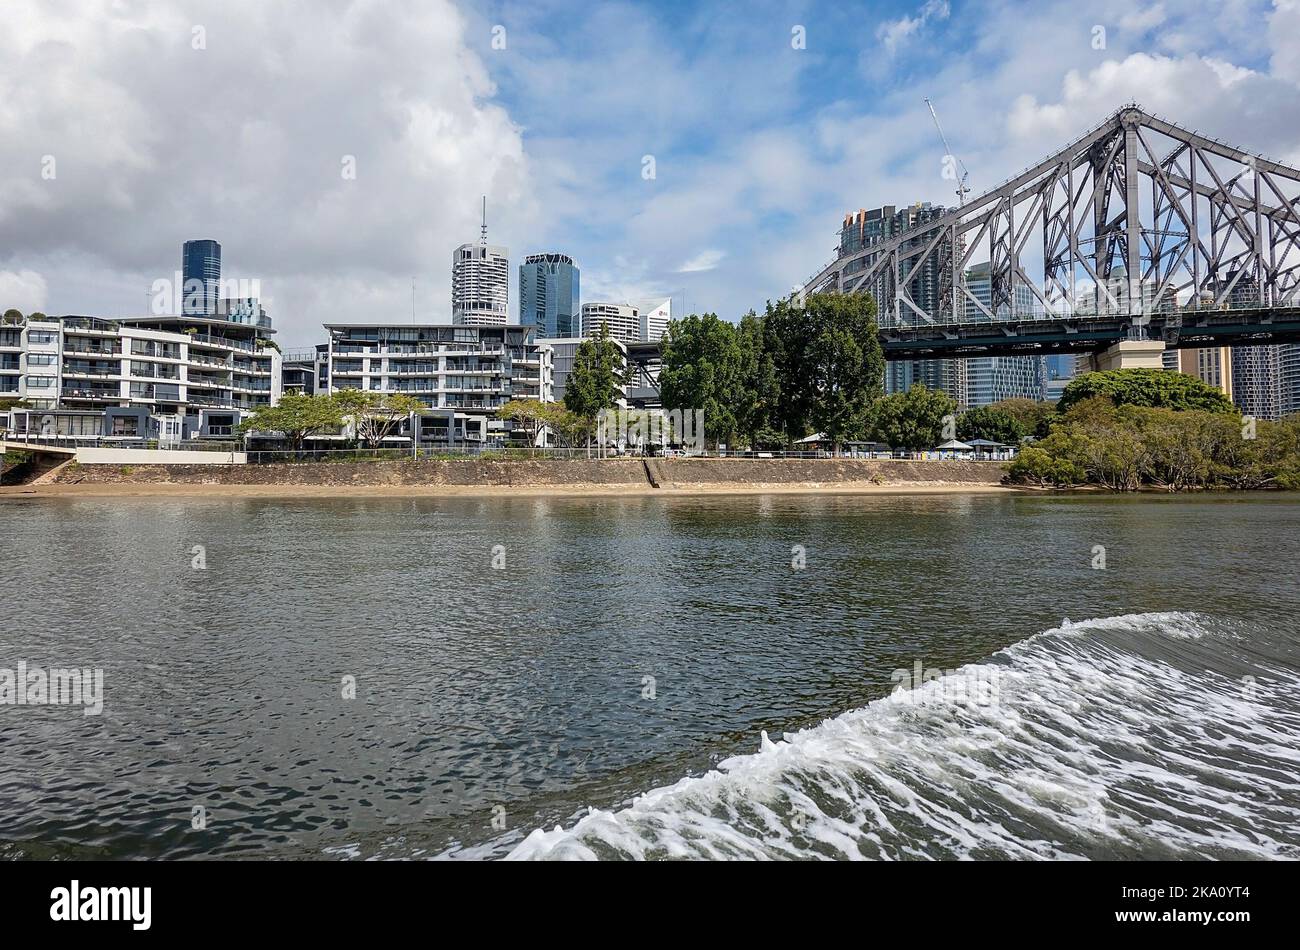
<box><xmin>2</xmin><ymin>0</ymin><xmax>1299</xmax><ymax>348</ymax></box>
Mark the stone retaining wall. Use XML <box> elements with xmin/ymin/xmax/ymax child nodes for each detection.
<box><xmin>50</xmin><ymin>457</ymin><xmax>1007</xmax><ymax>489</ymax></box>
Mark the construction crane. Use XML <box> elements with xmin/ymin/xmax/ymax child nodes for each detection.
<box><xmin>924</xmin><ymin>97</ymin><xmax>971</xmax><ymax>206</ymax></box>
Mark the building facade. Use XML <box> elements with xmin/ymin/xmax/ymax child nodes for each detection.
<box><xmin>0</xmin><ymin>311</ymin><xmax>280</xmax><ymax>439</ymax></box>
<box><xmin>633</xmin><ymin>297</ymin><xmax>672</xmax><ymax>342</ymax></box>
<box><xmin>452</xmin><ymin>244</ymin><xmax>509</xmax><ymax>326</ymax></box>
<box><xmin>839</xmin><ymin>202</ymin><xmax>957</xmax><ymax>397</ymax></box>
<box><xmin>281</xmin><ymin>345</ymin><xmax>329</xmax><ymax>396</ymax></box>
<box><xmin>580</xmin><ymin>302</ymin><xmax>641</xmax><ymax>344</ymax></box>
<box><xmin>961</xmin><ymin>262</ymin><xmax>1044</xmax><ymax>407</ymax></box>
<box><xmin>519</xmin><ymin>253</ymin><xmax>580</xmax><ymax>337</ymax></box>
<box><xmin>324</xmin><ymin>323</ymin><xmax>552</xmax><ymax>444</ymax></box>
<box><xmin>182</xmin><ymin>239</ymin><xmax>222</xmax><ymax>316</ymax></box>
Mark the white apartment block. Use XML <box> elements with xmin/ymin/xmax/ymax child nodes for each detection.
<box><xmin>0</xmin><ymin>313</ymin><xmax>280</xmax><ymax>440</ymax></box>
<box><xmin>324</xmin><ymin>323</ymin><xmax>552</xmax><ymax>443</ymax></box>
<box><xmin>580</xmin><ymin>302</ymin><xmax>641</xmax><ymax>344</ymax></box>
<box><xmin>452</xmin><ymin>244</ymin><xmax>509</xmax><ymax>326</ymax></box>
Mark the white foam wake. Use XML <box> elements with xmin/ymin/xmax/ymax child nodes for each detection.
<box><xmin>507</xmin><ymin>612</ymin><xmax>1300</xmax><ymax>860</ymax></box>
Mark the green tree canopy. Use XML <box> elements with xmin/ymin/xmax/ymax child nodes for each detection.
<box><xmin>1058</xmin><ymin>368</ymin><xmax>1236</xmax><ymax>414</ymax></box>
<box><xmin>868</xmin><ymin>384</ymin><xmax>957</xmax><ymax>451</ymax></box>
<box><xmin>2</xmin><ymin>309</ymin><xmax>23</xmax><ymax>325</ymax></box>
<box><xmin>957</xmin><ymin>406</ymin><xmax>1025</xmax><ymax>444</ymax></box>
<box><xmin>989</xmin><ymin>397</ymin><xmax>1056</xmax><ymax>438</ymax></box>
<box><xmin>332</xmin><ymin>389</ymin><xmax>424</xmax><ymax>447</ymax></box>
<box><xmin>564</xmin><ymin>324</ymin><xmax>625</xmax><ymax>425</ymax></box>
<box><xmin>734</xmin><ymin>310</ymin><xmax>782</xmax><ymax>449</ymax></box>
<box><xmin>804</xmin><ymin>293</ymin><xmax>884</xmax><ymax>451</ymax></box>
<box><xmin>237</xmin><ymin>393</ymin><xmax>345</xmax><ymax>451</ymax></box>
<box><xmin>659</xmin><ymin>312</ymin><xmax>743</xmax><ymax>448</ymax></box>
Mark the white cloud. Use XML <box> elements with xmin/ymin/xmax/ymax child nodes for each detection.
<box><xmin>0</xmin><ymin>269</ymin><xmax>47</xmax><ymax>312</ymax></box>
<box><xmin>876</xmin><ymin>0</ymin><xmax>951</xmax><ymax>56</ymax></box>
<box><xmin>0</xmin><ymin>0</ymin><xmax>532</xmax><ymax>345</ymax></box>
<box><xmin>677</xmin><ymin>250</ymin><xmax>725</xmax><ymax>273</ymax></box>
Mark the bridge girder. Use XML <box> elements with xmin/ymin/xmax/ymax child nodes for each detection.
<box><xmin>805</xmin><ymin>105</ymin><xmax>1300</xmax><ymax>336</ymax></box>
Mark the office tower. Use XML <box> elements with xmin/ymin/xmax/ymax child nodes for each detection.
<box><xmin>452</xmin><ymin>199</ymin><xmax>509</xmax><ymax>326</ymax></box>
<box><xmin>1281</xmin><ymin>345</ymin><xmax>1300</xmax><ymax>417</ymax></box>
<box><xmin>960</xmin><ymin>262</ymin><xmax>1044</xmax><ymax>407</ymax></box>
<box><xmin>182</xmin><ymin>239</ymin><xmax>222</xmax><ymax>315</ymax></box>
<box><xmin>580</xmin><ymin>302</ymin><xmax>641</xmax><ymax>344</ymax></box>
<box><xmin>633</xmin><ymin>297</ymin><xmax>672</xmax><ymax>342</ymax></box>
<box><xmin>519</xmin><ymin>253</ymin><xmax>580</xmax><ymax>337</ymax></box>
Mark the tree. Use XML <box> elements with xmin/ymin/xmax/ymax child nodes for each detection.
<box><xmin>734</xmin><ymin>311</ymin><xmax>782</xmax><ymax>449</ymax></box>
<box><xmin>564</xmin><ymin>323</ymin><xmax>625</xmax><ymax>427</ymax></box>
<box><xmin>804</xmin><ymin>293</ymin><xmax>884</xmax><ymax>453</ymax></box>
<box><xmin>868</xmin><ymin>384</ymin><xmax>956</xmax><ymax>451</ymax></box>
<box><xmin>1058</xmin><ymin>368</ymin><xmax>1236</xmax><ymax>414</ymax></box>
<box><xmin>332</xmin><ymin>389</ymin><xmax>423</xmax><ymax>448</ymax></box>
<box><xmin>2</xmin><ymin>309</ymin><xmax>23</xmax><ymax>325</ymax></box>
<box><xmin>499</xmin><ymin>398</ymin><xmax>551</xmax><ymax>446</ymax></box>
<box><xmin>28</xmin><ymin>312</ymin><xmax>48</xmax><ymax>322</ymax></box>
<box><xmin>659</xmin><ymin>312</ymin><xmax>743</xmax><ymax>448</ymax></box>
<box><xmin>989</xmin><ymin>397</ymin><xmax>1056</xmax><ymax>438</ymax></box>
<box><xmin>957</xmin><ymin>406</ymin><xmax>1025</xmax><ymax>444</ymax></box>
<box><xmin>237</xmin><ymin>393</ymin><xmax>344</xmax><ymax>453</ymax></box>
<box><xmin>761</xmin><ymin>296</ymin><xmax>815</xmax><ymax>443</ymax></box>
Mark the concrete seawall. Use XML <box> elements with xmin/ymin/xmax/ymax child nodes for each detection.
<box><xmin>33</xmin><ymin>457</ymin><xmax>1010</xmax><ymax>495</ymax></box>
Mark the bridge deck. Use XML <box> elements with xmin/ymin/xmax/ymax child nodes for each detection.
<box><xmin>879</xmin><ymin>307</ymin><xmax>1300</xmax><ymax>360</ymax></box>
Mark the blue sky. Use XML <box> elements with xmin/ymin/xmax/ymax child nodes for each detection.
<box><xmin>2</xmin><ymin>0</ymin><xmax>1298</xmax><ymax>347</ymax></box>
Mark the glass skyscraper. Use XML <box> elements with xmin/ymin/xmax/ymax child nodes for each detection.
<box><xmin>519</xmin><ymin>253</ymin><xmax>579</xmax><ymax>337</ymax></box>
<box><xmin>182</xmin><ymin>239</ymin><xmax>222</xmax><ymax>315</ymax></box>
<box><xmin>960</xmin><ymin>262</ymin><xmax>1044</xmax><ymax>407</ymax></box>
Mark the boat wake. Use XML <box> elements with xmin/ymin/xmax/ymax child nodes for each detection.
<box><xmin>507</xmin><ymin>612</ymin><xmax>1300</xmax><ymax>860</ymax></box>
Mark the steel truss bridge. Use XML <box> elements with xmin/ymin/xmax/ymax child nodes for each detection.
<box><xmin>803</xmin><ymin>105</ymin><xmax>1300</xmax><ymax>362</ymax></box>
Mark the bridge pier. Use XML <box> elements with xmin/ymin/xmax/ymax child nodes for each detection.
<box><xmin>1081</xmin><ymin>339</ymin><xmax>1166</xmax><ymax>374</ymax></box>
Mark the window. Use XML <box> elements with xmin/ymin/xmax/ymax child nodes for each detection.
<box><xmin>29</xmin><ymin>331</ymin><xmax>57</xmax><ymax>345</ymax></box>
<box><xmin>26</xmin><ymin>353</ymin><xmax>56</xmax><ymax>366</ymax></box>
<box><xmin>27</xmin><ymin>376</ymin><xmax>56</xmax><ymax>388</ymax></box>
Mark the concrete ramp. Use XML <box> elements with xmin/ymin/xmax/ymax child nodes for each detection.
<box><xmin>1</xmin><ymin>442</ymin><xmax>77</xmax><ymax>486</ymax></box>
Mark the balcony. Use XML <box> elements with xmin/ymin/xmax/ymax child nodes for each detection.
<box><xmin>64</xmin><ymin>365</ymin><xmax>122</xmax><ymax>379</ymax></box>
<box><xmin>187</xmin><ymin>333</ymin><xmax>255</xmax><ymax>353</ymax></box>
<box><xmin>189</xmin><ymin>394</ymin><xmax>237</xmax><ymax>408</ymax></box>
<box><xmin>61</xmin><ymin>317</ymin><xmax>120</xmax><ymax>333</ymax></box>
<box><xmin>62</xmin><ymin>386</ymin><xmax>121</xmax><ymax>401</ymax></box>
<box><xmin>64</xmin><ymin>342</ymin><xmax>122</xmax><ymax>358</ymax></box>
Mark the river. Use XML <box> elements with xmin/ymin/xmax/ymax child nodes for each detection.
<box><xmin>1</xmin><ymin>492</ymin><xmax>1297</xmax><ymax>859</ymax></box>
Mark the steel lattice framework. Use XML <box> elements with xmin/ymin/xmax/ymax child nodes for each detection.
<box><xmin>805</xmin><ymin>105</ymin><xmax>1300</xmax><ymax>352</ymax></box>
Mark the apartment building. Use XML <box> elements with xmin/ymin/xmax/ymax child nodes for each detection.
<box><xmin>323</xmin><ymin>323</ymin><xmax>552</xmax><ymax>444</ymax></box>
<box><xmin>281</xmin><ymin>345</ymin><xmax>330</xmax><ymax>396</ymax></box>
<box><xmin>0</xmin><ymin>311</ymin><xmax>280</xmax><ymax>439</ymax></box>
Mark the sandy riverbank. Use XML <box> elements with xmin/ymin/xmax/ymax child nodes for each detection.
<box><xmin>0</xmin><ymin>480</ymin><xmax>1020</xmax><ymax>499</ymax></box>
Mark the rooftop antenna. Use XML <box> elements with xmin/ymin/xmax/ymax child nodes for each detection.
<box><xmin>480</xmin><ymin>195</ymin><xmax>488</xmax><ymax>245</ymax></box>
<box><xmin>924</xmin><ymin>97</ymin><xmax>971</xmax><ymax>206</ymax></box>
